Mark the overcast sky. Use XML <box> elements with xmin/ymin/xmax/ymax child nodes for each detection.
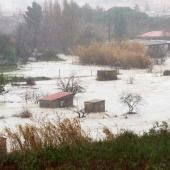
<box><xmin>1</xmin><ymin>0</ymin><xmax>169</xmax><ymax>13</ymax></box>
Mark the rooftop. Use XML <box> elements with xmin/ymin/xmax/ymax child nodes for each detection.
<box><xmin>85</xmin><ymin>99</ymin><xmax>105</xmax><ymax>103</ymax></box>
<box><xmin>40</xmin><ymin>92</ymin><xmax>73</xmax><ymax>101</ymax></box>
<box><xmin>143</xmin><ymin>40</ymin><xmax>168</xmax><ymax>46</ymax></box>
<box><xmin>138</xmin><ymin>31</ymin><xmax>170</xmax><ymax>38</ymax></box>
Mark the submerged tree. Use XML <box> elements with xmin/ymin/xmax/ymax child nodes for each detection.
<box><xmin>57</xmin><ymin>76</ymin><xmax>85</xmax><ymax>95</ymax></box>
<box><xmin>74</xmin><ymin>107</ymin><xmax>87</xmax><ymax>119</ymax></box>
<box><xmin>120</xmin><ymin>93</ymin><xmax>142</xmax><ymax>114</ymax></box>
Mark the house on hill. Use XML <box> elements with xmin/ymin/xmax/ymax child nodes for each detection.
<box><xmin>39</xmin><ymin>92</ymin><xmax>74</xmax><ymax>108</ymax></box>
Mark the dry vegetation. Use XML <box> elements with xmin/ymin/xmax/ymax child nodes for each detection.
<box><xmin>1</xmin><ymin>120</ymin><xmax>170</xmax><ymax>169</ymax></box>
<box><xmin>75</xmin><ymin>41</ymin><xmax>151</xmax><ymax>69</ymax></box>
<box><xmin>4</xmin><ymin>119</ymin><xmax>90</xmax><ymax>152</ymax></box>
<box><xmin>57</xmin><ymin>76</ymin><xmax>85</xmax><ymax>95</ymax></box>
<box><xmin>12</xmin><ymin>108</ymin><xmax>32</xmax><ymax>119</ymax></box>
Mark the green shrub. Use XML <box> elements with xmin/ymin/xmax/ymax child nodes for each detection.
<box><xmin>0</xmin><ymin>74</ymin><xmax>7</xmax><ymax>94</ymax></box>
<box><xmin>1</xmin><ymin>121</ymin><xmax>170</xmax><ymax>169</ymax></box>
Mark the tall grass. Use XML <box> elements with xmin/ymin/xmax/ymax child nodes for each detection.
<box><xmin>4</xmin><ymin>119</ymin><xmax>90</xmax><ymax>152</ymax></box>
<box><xmin>74</xmin><ymin>41</ymin><xmax>151</xmax><ymax>69</ymax></box>
<box><xmin>1</xmin><ymin>121</ymin><xmax>170</xmax><ymax>169</ymax></box>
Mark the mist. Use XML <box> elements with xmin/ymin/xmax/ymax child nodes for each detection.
<box><xmin>2</xmin><ymin>0</ymin><xmax>170</xmax><ymax>13</ymax></box>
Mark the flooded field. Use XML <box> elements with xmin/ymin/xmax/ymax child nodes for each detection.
<box><xmin>1</xmin><ymin>55</ymin><xmax>170</xmax><ymax>138</ymax></box>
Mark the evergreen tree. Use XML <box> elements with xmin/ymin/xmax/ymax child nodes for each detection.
<box><xmin>24</xmin><ymin>2</ymin><xmax>42</xmax><ymax>50</ymax></box>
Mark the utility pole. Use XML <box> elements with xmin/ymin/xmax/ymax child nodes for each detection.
<box><xmin>108</xmin><ymin>20</ymin><xmax>111</xmax><ymax>42</ymax></box>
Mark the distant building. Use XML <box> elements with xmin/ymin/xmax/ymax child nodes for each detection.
<box><xmin>138</xmin><ymin>31</ymin><xmax>170</xmax><ymax>40</ymax></box>
<box><xmin>137</xmin><ymin>32</ymin><xmax>170</xmax><ymax>63</ymax></box>
<box><xmin>97</xmin><ymin>70</ymin><xmax>118</xmax><ymax>81</ymax></box>
<box><xmin>84</xmin><ymin>99</ymin><xmax>105</xmax><ymax>113</ymax></box>
<box><xmin>39</xmin><ymin>92</ymin><xmax>74</xmax><ymax>108</ymax></box>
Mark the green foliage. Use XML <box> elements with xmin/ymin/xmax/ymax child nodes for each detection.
<box><xmin>0</xmin><ymin>34</ymin><xmax>16</xmax><ymax>65</ymax></box>
<box><xmin>0</xmin><ymin>65</ymin><xmax>17</xmax><ymax>73</ymax></box>
<box><xmin>24</xmin><ymin>2</ymin><xmax>42</xmax><ymax>27</ymax></box>
<box><xmin>24</xmin><ymin>2</ymin><xmax>42</xmax><ymax>49</ymax></box>
<box><xmin>4</xmin><ymin>44</ymin><xmax>16</xmax><ymax>64</ymax></box>
<box><xmin>17</xmin><ymin>2</ymin><xmax>152</xmax><ymax>59</ymax></box>
<box><xmin>0</xmin><ymin>74</ymin><xmax>7</xmax><ymax>94</ymax></box>
<box><xmin>0</xmin><ymin>74</ymin><xmax>7</xmax><ymax>85</ymax></box>
<box><xmin>12</xmin><ymin>1</ymin><xmax>170</xmax><ymax>61</ymax></box>
<box><xmin>107</xmin><ymin>7</ymin><xmax>149</xmax><ymax>40</ymax></box>
<box><xmin>1</xmin><ymin>122</ymin><xmax>170</xmax><ymax>169</ymax></box>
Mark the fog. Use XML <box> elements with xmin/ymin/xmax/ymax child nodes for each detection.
<box><xmin>2</xmin><ymin>0</ymin><xmax>170</xmax><ymax>13</ymax></box>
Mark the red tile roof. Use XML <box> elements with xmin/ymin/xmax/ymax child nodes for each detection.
<box><xmin>40</xmin><ymin>92</ymin><xmax>73</xmax><ymax>101</ymax></box>
<box><xmin>139</xmin><ymin>31</ymin><xmax>170</xmax><ymax>38</ymax></box>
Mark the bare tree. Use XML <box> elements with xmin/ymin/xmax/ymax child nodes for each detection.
<box><xmin>120</xmin><ymin>93</ymin><xmax>142</xmax><ymax>114</ymax></box>
<box><xmin>13</xmin><ymin>107</ymin><xmax>32</xmax><ymax>119</ymax></box>
<box><xmin>57</xmin><ymin>76</ymin><xmax>85</xmax><ymax>95</ymax></box>
<box><xmin>26</xmin><ymin>77</ymin><xmax>36</xmax><ymax>86</ymax></box>
<box><xmin>73</xmin><ymin>107</ymin><xmax>87</xmax><ymax>119</ymax></box>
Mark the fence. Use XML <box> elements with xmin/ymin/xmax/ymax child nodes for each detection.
<box><xmin>5</xmin><ymin>69</ymin><xmax>96</xmax><ymax>81</ymax></box>
<box><xmin>52</xmin><ymin>68</ymin><xmax>96</xmax><ymax>79</ymax></box>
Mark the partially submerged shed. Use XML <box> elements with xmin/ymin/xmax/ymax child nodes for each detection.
<box><xmin>97</xmin><ymin>70</ymin><xmax>117</xmax><ymax>81</ymax></box>
<box><xmin>39</xmin><ymin>92</ymin><xmax>74</xmax><ymax>108</ymax></box>
<box><xmin>84</xmin><ymin>99</ymin><xmax>105</xmax><ymax>113</ymax></box>
<box><xmin>163</xmin><ymin>70</ymin><xmax>170</xmax><ymax>76</ymax></box>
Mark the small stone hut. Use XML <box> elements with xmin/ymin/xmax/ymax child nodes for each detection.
<box><xmin>39</xmin><ymin>92</ymin><xmax>74</xmax><ymax>108</ymax></box>
<box><xmin>84</xmin><ymin>99</ymin><xmax>105</xmax><ymax>113</ymax></box>
<box><xmin>97</xmin><ymin>70</ymin><xmax>117</xmax><ymax>81</ymax></box>
<box><xmin>0</xmin><ymin>137</ymin><xmax>7</xmax><ymax>154</ymax></box>
<box><xmin>163</xmin><ymin>70</ymin><xmax>170</xmax><ymax>76</ymax></box>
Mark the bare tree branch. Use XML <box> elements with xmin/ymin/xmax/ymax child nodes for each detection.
<box><xmin>57</xmin><ymin>76</ymin><xmax>85</xmax><ymax>95</ymax></box>
<box><xmin>120</xmin><ymin>93</ymin><xmax>142</xmax><ymax>114</ymax></box>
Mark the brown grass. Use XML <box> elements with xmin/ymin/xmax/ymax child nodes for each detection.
<box><xmin>74</xmin><ymin>41</ymin><xmax>151</xmax><ymax>69</ymax></box>
<box><xmin>13</xmin><ymin>108</ymin><xmax>32</xmax><ymax>119</ymax></box>
<box><xmin>103</xmin><ymin>127</ymin><xmax>114</xmax><ymax>141</ymax></box>
<box><xmin>4</xmin><ymin>119</ymin><xmax>91</xmax><ymax>152</ymax></box>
